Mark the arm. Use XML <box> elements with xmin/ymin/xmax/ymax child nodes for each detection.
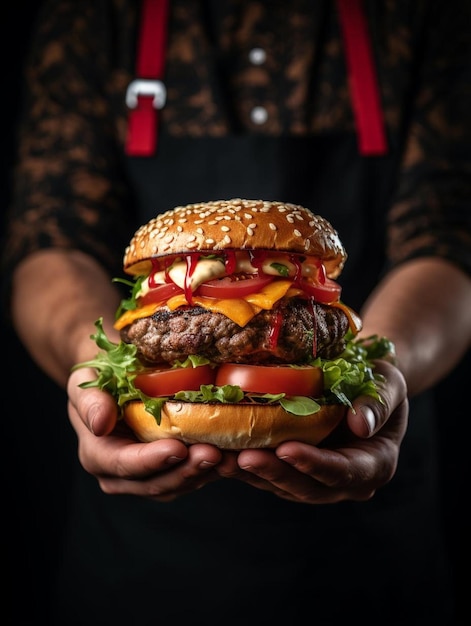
<box><xmin>11</xmin><ymin>248</ymin><xmax>225</xmax><ymax>497</ymax></box>
<box><xmin>217</xmin><ymin>3</ymin><xmax>471</xmax><ymax>501</ymax></box>
<box><xmin>11</xmin><ymin>249</ymin><xmax>122</xmax><ymax>388</ymax></box>
<box><xmin>359</xmin><ymin>257</ymin><xmax>471</xmax><ymax>397</ymax></box>
<box><xmin>4</xmin><ymin>3</ymin><xmax>224</xmax><ymax>500</ymax></box>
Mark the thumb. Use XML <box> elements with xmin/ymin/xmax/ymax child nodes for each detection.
<box><xmin>67</xmin><ymin>367</ymin><xmax>119</xmax><ymax>436</ymax></box>
<box><xmin>346</xmin><ymin>360</ymin><xmax>408</xmax><ymax>438</ymax></box>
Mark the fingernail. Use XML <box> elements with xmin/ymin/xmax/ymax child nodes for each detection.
<box><xmin>361</xmin><ymin>406</ymin><xmax>376</xmax><ymax>435</ymax></box>
<box><xmin>166</xmin><ymin>456</ymin><xmax>185</xmax><ymax>465</ymax></box>
<box><xmin>278</xmin><ymin>455</ymin><xmax>296</xmax><ymax>465</ymax></box>
<box><xmin>199</xmin><ymin>460</ymin><xmax>217</xmax><ymax>469</ymax></box>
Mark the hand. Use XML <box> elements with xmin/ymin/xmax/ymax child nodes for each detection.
<box><xmin>67</xmin><ymin>367</ymin><xmax>223</xmax><ymax>501</ymax></box>
<box><xmin>216</xmin><ymin>361</ymin><xmax>408</xmax><ymax>504</ymax></box>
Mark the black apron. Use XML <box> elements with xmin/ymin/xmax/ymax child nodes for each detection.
<box><xmin>50</xmin><ymin>6</ymin><xmax>455</xmax><ymax>625</ymax></box>
<box><xmin>50</xmin><ymin>135</ymin><xmax>455</xmax><ymax>626</ymax></box>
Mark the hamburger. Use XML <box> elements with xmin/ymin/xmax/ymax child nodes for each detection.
<box><xmin>75</xmin><ymin>199</ymin><xmax>392</xmax><ymax>449</ymax></box>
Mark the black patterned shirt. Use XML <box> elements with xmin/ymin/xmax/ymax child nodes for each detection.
<box><xmin>3</xmin><ymin>0</ymin><xmax>471</xmax><ymax>284</ymax></box>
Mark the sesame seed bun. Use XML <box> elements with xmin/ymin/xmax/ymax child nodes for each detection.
<box><xmin>123</xmin><ymin>399</ymin><xmax>347</xmax><ymax>449</ymax></box>
<box><xmin>123</xmin><ymin>198</ymin><xmax>347</xmax><ymax>279</ymax></box>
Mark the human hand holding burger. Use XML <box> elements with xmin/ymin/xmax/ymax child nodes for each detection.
<box><xmin>67</xmin><ymin>355</ymin><xmax>407</xmax><ymax>503</ymax></box>
<box><xmin>74</xmin><ymin>199</ymin><xmax>399</xmax><ymax>448</ymax></box>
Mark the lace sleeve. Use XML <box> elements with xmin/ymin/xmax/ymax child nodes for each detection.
<box><xmin>387</xmin><ymin>0</ymin><xmax>471</xmax><ymax>277</ymax></box>
<box><xmin>2</xmin><ymin>0</ymin><xmax>136</xmax><ymax>283</ymax></box>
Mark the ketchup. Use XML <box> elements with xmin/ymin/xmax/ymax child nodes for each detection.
<box><xmin>224</xmin><ymin>250</ymin><xmax>237</xmax><ymax>274</ymax></box>
<box><xmin>268</xmin><ymin>308</ymin><xmax>283</xmax><ymax>351</ymax></box>
<box><xmin>184</xmin><ymin>254</ymin><xmax>199</xmax><ymax>304</ymax></box>
<box><xmin>249</xmin><ymin>250</ymin><xmax>268</xmax><ymax>275</ymax></box>
<box><xmin>308</xmin><ymin>298</ymin><xmax>318</xmax><ymax>357</ymax></box>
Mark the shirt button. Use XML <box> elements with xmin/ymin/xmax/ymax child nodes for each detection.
<box><xmin>248</xmin><ymin>47</ymin><xmax>266</xmax><ymax>65</ymax></box>
<box><xmin>250</xmin><ymin>106</ymin><xmax>268</xmax><ymax>125</ymax></box>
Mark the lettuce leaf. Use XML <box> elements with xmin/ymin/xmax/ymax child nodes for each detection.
<box><xmin>72</xmin><ymin>319</ymin><xmax>393</xmax><ymax>424</ymax></box>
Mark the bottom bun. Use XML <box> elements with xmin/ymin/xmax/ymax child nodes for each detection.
<box><xmin>123</xmin><ymin>400</ymin><xmax>346</xmax><ymax>449</ymax></box>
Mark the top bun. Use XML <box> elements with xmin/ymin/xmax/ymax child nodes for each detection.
<box><xmin>124</xmin><ymin>198</ymin><xmax>347</xmax><ymax>279</ymax></box>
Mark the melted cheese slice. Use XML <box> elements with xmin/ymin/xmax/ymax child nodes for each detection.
<box><xmin>114</xmin><ymin>279</ymin><xmax>361</xmax><ymax>334</ymax></box>
<box><xmin>330</xmin><ymin>301</ymin><xmax>363</xmax><ymax>334</ymax></box>
<box><xmin>166</xmin><ymin>280</ymin><xmax>293</xmax><ymax>327</ymax></box>
<box><xmin>115</xmin><ymin>280</ymin><xmax>292</xmax><ymax>329</ymax></box>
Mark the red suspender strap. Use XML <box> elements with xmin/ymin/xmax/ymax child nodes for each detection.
<box><xmin>125</xmin><ymin>0</ymin><xmax>169</xmax><ymax>156</ymax></box>
<box><xmin>336</xmin><ymin>0</ymin><xmax>387</xmax><ymax>156</ymax></box>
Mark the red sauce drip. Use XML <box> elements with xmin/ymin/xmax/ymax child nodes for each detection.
<box><xmin>148</xmin><ymin>258</ymin><xmax>161</xmax><ymax>288</ymax></box>
<box><xmin>290</xmin><ymin>255</ymin><xmax>327</xmax><ymax>291</ymax></box>
<box><xmin>290</xmin><ymin>254</ymin><xmax>303</xmax><ymax>282</ymax></box>
<box><xmin>249</xmin><ymin>250</ymin><xmax>268</xmax><ymax>275</ymax></box>
<box><xmin>184</xmin><ymin>254</ymin><xmax>199</xmax><ymax>304</ymax></box>
<box><xmin>161</xmin><ymin>256</ymin><xmax>177</xmax><ymax>284</ymax></box>
<box><xmin>224</xmin><ymin>250</ymin><xmax>237</xmax><ymax>274</ymax></box>
<box><xmin>309</xmin><ymin>297</ymin><xmax>318</xmax><ymax>357</ymax></box>
<box><xmin>268</xmin><ymin>308</ymin><xmax>283</xmax><ymax>351</ymax></box>
<box><xmin>318</xmin><ymin>262</ymin><xmax>326</xmax><ymax>284</ymax></box>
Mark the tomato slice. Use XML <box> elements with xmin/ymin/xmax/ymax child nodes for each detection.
<box><xmin>298</xmin><ymin>277</ymin><xmax>342</xmax><ymax>304</ymax></box>
<box><xmin>134</xmin><ymin>364</ymin><xmax>216</xmax><ymax>397</ymax></box>
<box><xmin>138</xmin><ymin>282</ymin><xmax>183</xmax><ymax>306</ymax></box>
<box><xmin>215</xmin><ymin>364</ymin><xmax>323</xmax><ymax>397</ymax></box>
<box><xmin>196</xmin><ymin>275</ymin><xmax>274</xmax><ymax>299</ymax></box>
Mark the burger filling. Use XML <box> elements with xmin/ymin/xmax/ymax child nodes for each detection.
<box><xmin>73</xmin><ymin>249</ymin><xmax>394</xmax><ymax>424</ymax></box>
<box><xmin>120</xmin><ymin>298</ymin><xmax>349</xmax><ymax>365</ymax></box>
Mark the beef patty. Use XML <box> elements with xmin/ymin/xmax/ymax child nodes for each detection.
<box><xmin>120</xmin><ymin>297</ymin><xmax>349</xmax><ymax>366</ymax></box>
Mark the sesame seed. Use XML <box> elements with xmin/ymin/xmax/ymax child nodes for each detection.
<box><xmin>269</xmin><ymin>223</ymin><xmax>277</xmax><ymax>230</ymax></box>
<box><xmin>221</xmin><ymin>225</ymin><xmax>230</xmax><ymax>232</ymax></box>
<box><xmin>294</xmin><ymin>229</ymin><xmax>302</xmax><ymax>237</ymax></box>
<box><xmin>247</xmin><ymin>227</ymin><xmax>254</xmax><ymax>236</ymax></box>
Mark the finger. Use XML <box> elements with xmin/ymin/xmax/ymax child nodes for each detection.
<box><xmin>234</xmin><ymin>448</ymin><xmax>340</xmax><ymax>502</ymax></box>
<box><xmin>97</xmin><ymin>443</ymin><xmax>223</xmax><ymax>499</ymax></box>
<box><xmin>276</xmin><ymin>398</ymin><xmax>408</xmax><ymax>501</ymax></box>
<box><xmin>67</xmin><ymin>367</ymin><xmax>118</xmax><ymax>436</ymax></box>
<box><xmin>277</xmin><ymin>441</ymin><xmax>381</xmax><ymax>498</ymax></box>
<box><xmin>347</xmin><ymin>360</ymin><xmax>408</xmax><ymax>438</ymax></box>
<box><xmin>70</xmin><ymin>401</ymin><xmax>222</xmax><ymax>480</ymax></box>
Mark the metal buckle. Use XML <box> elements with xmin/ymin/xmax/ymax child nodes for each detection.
<box><xmin>125</xmin><ymin>79</ymin><xmax>167</xmax><ymax>109</ymax></box>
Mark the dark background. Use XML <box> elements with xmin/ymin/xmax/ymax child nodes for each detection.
<box><xmin>3</xmin><ymin>5</ymin><xmax>469</xmax><ymax>624</ymax></box>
